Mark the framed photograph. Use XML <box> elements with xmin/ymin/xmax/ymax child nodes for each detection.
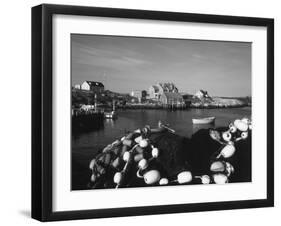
<box><xmin>32</xmin><ymin>4</ymin><xmax>274</xmax><ymax>221</ymax></box>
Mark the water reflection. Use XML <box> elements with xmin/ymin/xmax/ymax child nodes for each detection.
<box><xmin>104</xmin><ymin>118</ymin><xmax>116</xmax><ymax>128</ymax></box>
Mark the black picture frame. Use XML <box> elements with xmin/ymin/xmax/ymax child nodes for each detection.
<box><xmin>32</xmin><ymin>4</ymin><xmax>274</xmax><ymax>222</ymax></box>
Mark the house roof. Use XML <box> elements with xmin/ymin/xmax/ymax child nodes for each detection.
<box><xmin>85</xmin><ymin>81</ymin><xmax>104</xmax><ymax>87</ymax></box>
<box><xmin>158</xmin><ymin>83</ymin><xmax>178</xmax><ymax>92</ymax></box>
<box><xmin>151</xmin><ymin>85</ymin><xmax>159</xmax><ymax>92</ymax></box>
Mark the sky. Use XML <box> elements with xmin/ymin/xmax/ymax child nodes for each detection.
<box><xmin>71</xmin><ymin>34</ymin><xmax>251</xmax><ymax>97</ymax></box>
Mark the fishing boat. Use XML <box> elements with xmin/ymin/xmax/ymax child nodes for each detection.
<box><xmin>104</xmin><ymin>111</ymin><xmax>117</xmax><ymax>119</ymax></box>
<box><xmin>192</xmin><ymin>116</ymin><xmax>215</xmax><ymax>124</ymax></box>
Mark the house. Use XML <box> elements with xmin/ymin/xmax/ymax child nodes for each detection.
<box><xmin>194</xmin><ymin>90</ymin><xmax>211</xmax><ymax>99</ymax></box>
<box><xmin>130</xmin><ymin>90</ymin><xmax>142</xmax><ymax>102</ymax></box>
<box><xmin>159</xmin><ymin>92</ymin><xmax>184</xmax><ymax>106</ymax></box>
<box><xmin>74</xmin><ymin>84</ymin><xmax>81</xmax><ymax>89</ymax></box>
<box><xmin>148</xmin><ymin>85</ymin><xmax>161</xmax><ymax>99</ymax></box>
<box><xmin>148</xmin><ymin>82</ymin><xmax>179</xmax><ymax>100</ymax></box>
<box><xmin>81</xmin><ymin>81</ymin><xmax>104</xmax><ymax>93</ymax></box>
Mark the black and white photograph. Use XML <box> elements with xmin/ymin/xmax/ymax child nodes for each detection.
<box><xmin>71</xmin><ymin>34</ymin><xmax>252</xmax><ymax>190</ymax></box>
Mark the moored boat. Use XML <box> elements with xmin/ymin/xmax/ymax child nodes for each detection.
<box><xmin>192</xmin><ymin>116</ymin><xmax>215</xmax><ymax>124</ymax></box>
<box><xmin>104</xmin><ymin>111</ymin><xmax>117</xmax><ymax>119</ymax></box>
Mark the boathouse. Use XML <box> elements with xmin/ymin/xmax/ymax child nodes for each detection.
<box><xmin>81</xmin><ymin>81</ymin><xmax>104</xmax><ymax>93</ymax></box>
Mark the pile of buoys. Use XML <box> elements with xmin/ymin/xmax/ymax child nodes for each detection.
<box><xmin>89</xmin><ymin>118</ymin><xmax>251</xmax><ymax>188</ymax></box>
<box><xmin>203</xmin><ymin>117</ymin><xmax>252</xmax><ymax>184</ymax></box>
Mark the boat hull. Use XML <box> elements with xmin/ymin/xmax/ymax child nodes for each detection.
<box><xmin>192</xmin><ymin>117</ymin><xmax>215</xmax><ymax>124</ymax></box>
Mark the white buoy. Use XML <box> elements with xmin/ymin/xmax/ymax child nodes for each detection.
<box><xmin>138</xmin><ymin>159</ymin><xmax>148</xmax><ymax>170</ymax></box>
<box><xmin>89</xmin><ymin>159</ymin><xmax>96</xmax><ymax>170</ymax></box>
<box><xmin>122</xmin><ymin>139</ymin><xmax>133</xmax><ymax>147</ymax></box>
<box><xmin>143</xmin><ymin>170</ymin><xmax>161</xmax><ymax>185</ymax></box>
<box><xmin>249</xmin><ymin>123</ymin><xmax>252</xmax><ymax>130</ymax></box>
<box><xmin>241</xmin><ymin>118</ymin><xmax>250</xmax><ymax>124</ymax></box>
<box><xmin>219</xmin><ymin>144</ymin><xmax>236</xmax><ymax>158</ymax></box>
<box><xmin>90</xmin><ymin>174</ymin><xmax>97</xmax><ymax>182</ymax></box>
<box><xmin>177</xmin><ymin>171</ymin><xmax>192</xmax><ymax>184</ymax></box>
<box><xmin>123</xmin><ymin>151</ymin><xmax>131</xmax><ymax>162</ymax></box>
<box><xmin>159</xmin><ymin>178</ymin><xmax>169</xmax><ymax>185</ymax></box>
<box><xmin>134</xmin><ymin>129</ymin><xmax>141</xmax><ymax>133</ymax></box>
<box><xmin>113</xmin><ymin>172</ymin><xmax>123</xmax><ymax>184</ymax></box>
<box><xmin>225</xmin><ymin>162</ymin><xmax>234</xmax><ymax>176</ymax></box>
<box><xmin>134</xmin><ymin>136</ymin><xmax>143</xmax><ymax>144</ymax></box>
<box><xmin>151</xmin><ymin>148</ymin><xmax>159</xmax><ymax>158</ymax></box>
<box><xmin>213</xmin><ymin>174</ymin><xmax>228</xmax><ymax>184</ymax></box>
<box><xmin>229</xmin><ymin>124</ymin><xmax>237</xmax><ymax>133</ymax></box>
<box><xmin>201</xmin><ymin>175</ymin><xmax>211</xmax><ymax>184</ymax></box>
<box><xmin>222</xmin><ymin>131</ymin><xmax>232</xmax><ymax>142</ymax></box>
<box><xmin>210</xmin><ymin>161</ymin><xmax>225</xmax><ymax>172</ymax></box>
<box><xmin>139</xmin><ymin>139</ymin><xmax>149</xmax><ymax>148</ymax></box>
<box><xmin>234</xmin><ymin>119</ymin><xmax>248</xmax><ymax>132</ymax></box>
<box><xmin>241</xmin><ymin>131</ymin><xmax>248</xmax><ymax>139</ymax></box>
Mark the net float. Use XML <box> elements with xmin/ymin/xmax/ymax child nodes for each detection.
<box><xmin>113</xmin><ymin>172</ymin><xmax>123</xmax><ymax>184</ymax></box>
<box><xmin>218</xmin><ymin>144</ymin><xmax>236</xmax><ymax>158</ymax></box>
<box><xmin>90</xmin><ymin>174</ymin><xmax>97</xmax><ymax>182</ymax></box>
<box><xmin>122</xmin><ymin>139</ymin><xmax>133</xmax><ymax>147</ymax></box>
<box><xmin>241</xmin><ymin>118</ymin><xmax>250</xmax><ymax>124</ymax></box>
<box><xmin>89</xmin><ymin>159</ymin><xmax>96</xmax><ymax>170</ymax></box>
<box><xmin>143</xmin><ymin>170</ymin><xmax>161</xmax><ymax>185</ymax></box>
<box><xmin>177</xmin><ymin>171</ymin><xmax>192</xmax><ymax>184</ymax></box>
<box><xmin>225</xmin><ymin>162</ymin><xmax>234</xmax><ymax>176</ymax></box>
<box><xmin>213</xmin><ymin>173</ymin><xmax>228</xmax><ymax>184</ymax></box>
<box><xmin>138</xmin><ymin>159</ymin><xmax>148</xmax><ymax>170</ymax></box>
<box><xmin>248</xmin><ymin>123</ymin><xmax>252</xmax><ymax>130</ymax></box>
<box><xmin>222</xmin><ymin>131</ymin><xmax>232</xmax><ymax>142</ymax></box>
<box><xmin>201</xmin><ymin>175</ymin><xmax>211</xmax><ymax>184</ymax></box>
<box><xmin>195</xmin><ymin>175</ymin><xmax>211</xmax><ymax>184</ymax></box>
<box><xmin>134</xmin><ymin>153</ymin><xmax>144</xmax><ymax>162</ymax></box>
<box><xmin>241</xmin><ymin>131</ymin><xmax>248</xmax><ymax>139</ymax></box>
<box><xmin>139</xmin><ymin>139</ymin><xmax>149</xmax><ymax>148</ymax></box>
<box><xmin>120</xmin><ymin>136</ymin><xmax>126</xmax><ymax>141</ymax></box>
<box><xmin>134</xmin><ymin>135</ymin><xmax>143</xmax><ymax>144</ymax></box>
<box><xmin>229</xmin><ymin>123</ymin><xmax>237</xmax><ymax>133</ymax></box>
<box><xmin>159</xmin><ymin>178</ymin><xmax>169</xmax><ymax>185</ymax></box>
<box><xmin>210</xmin><ymin>161</ymin><xmax>225</xmax><ymax>172</ymax></box>
<box><xmin>151</xmin><ymin>148</ymin><xmax>159</xmax><ymax>158</ymax></box>
<box><xmin>120</xmin><ymin>145</ymin><xmax>128</xmax><ymax>156</ymax></box>
<box><xmin>134</xmin><ymin>129</ymin><xmax>141</xmax><ymax>134</ymax></box>
<box><xmin>123</xmin><ymin>151</ymin><xmax>131</xmax><ymax>162</ymax></box>
<box><xmin>234</xmin><ymin>119</ymin><xmax>248</xmax><ymax>132</ymax></box>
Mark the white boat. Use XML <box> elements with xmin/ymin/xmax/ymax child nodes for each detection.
<box><xmin>192</xmin><ymin>116</ymin><xmax>215</xmax><ymax>124</ymax></box>
<box><xmin>104</xmin><ymin>111</ymin><xmax>117</xmax><ymax>119</ymax></box>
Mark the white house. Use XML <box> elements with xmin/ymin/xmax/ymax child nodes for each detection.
<box><xmin>74</xmin><ymin>84</ymin><xmax>81</xmax><ymax>89</ymax></box>
<box><xmin>148</xmin><ymin>82</ymin><xmax>179</xmax><ymax>100</ymax></box>
<box><xmin>194</xmin><ymin>90</ymin><xmax>210</xmax><ymax>99</ymax></box>
<box><xmin>81</xmin><ymin>81</ymin><xmax>104</xmax><ymax>93</ymax></box>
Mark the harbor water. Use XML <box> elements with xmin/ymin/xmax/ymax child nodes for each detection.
<box><xmin>72</xmin><ymin>107</ymin><xmax>251</xmax><ymax>189</ymax></box>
